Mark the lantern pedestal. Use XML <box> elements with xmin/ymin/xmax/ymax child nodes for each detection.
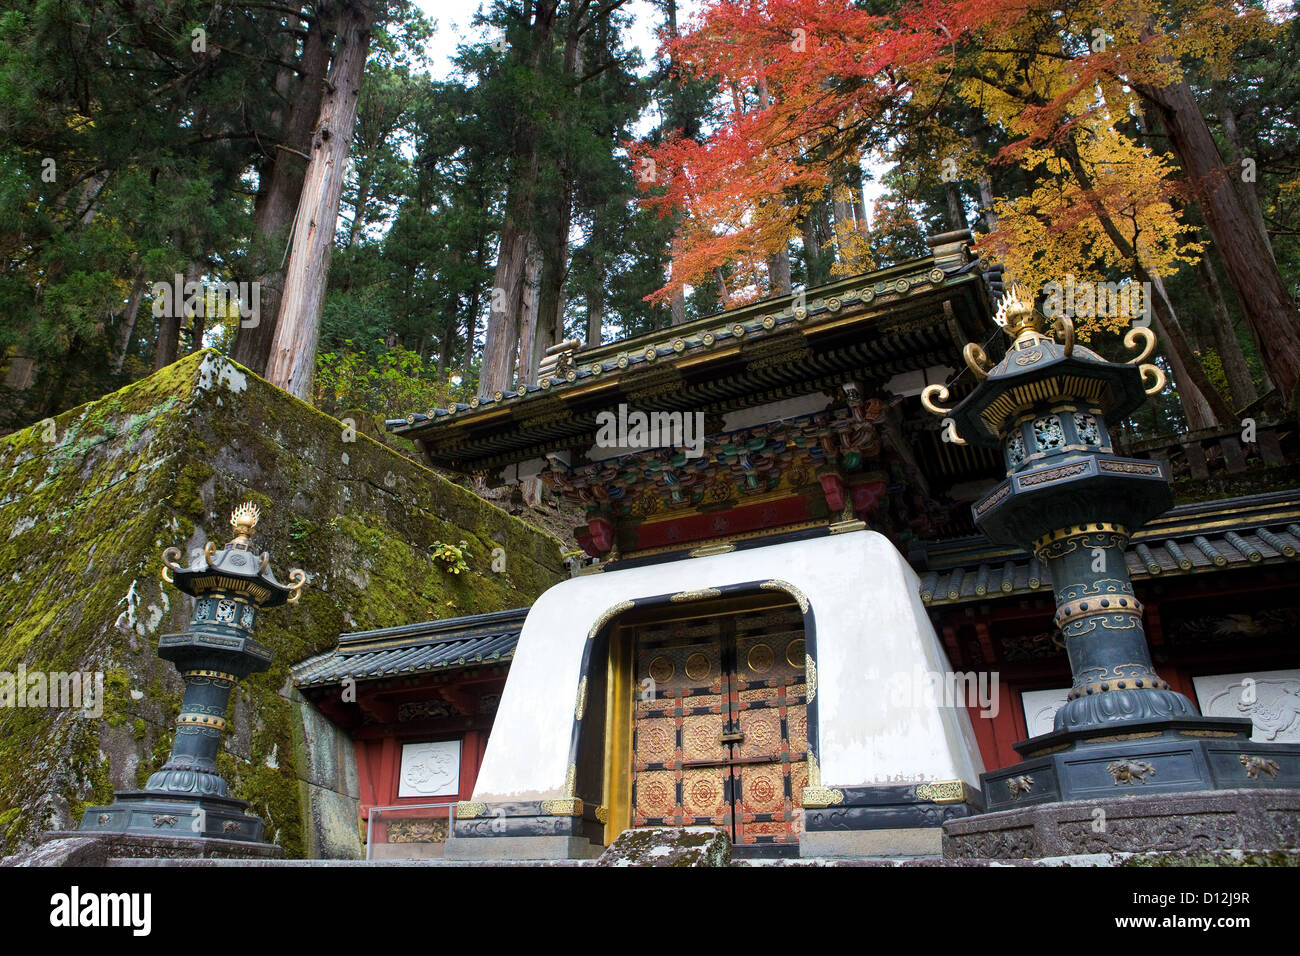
<box><xmin>977</xmin><ymin>717</ymin><xmax>1300</xmax><ymax>814</ymax></box>
<box><xmin>74</xmin><ymin>791</ymin><xmax>274</xmax><ymax>845</ymax></box>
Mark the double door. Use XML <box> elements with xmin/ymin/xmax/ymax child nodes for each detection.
<box><xmin>630</xmin><ymin>600</ymin><xmax>807</xmax><ymax>845</ymax></box>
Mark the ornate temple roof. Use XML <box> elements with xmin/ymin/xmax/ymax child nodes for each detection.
<box><xmin>291</xmin><ymin>607</ymin><xmax>527</xmax><ymax>688</ymax></box>
<box><xmin>387</xmin><ymin>231</ymin><xmax>996</xmax><ymax>477</ymax></box>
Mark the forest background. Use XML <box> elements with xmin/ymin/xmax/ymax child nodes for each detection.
<box><xmin>2</xmin><ymin>0</ymin><xmax>1298</xmax><ymax>449</ymax></box>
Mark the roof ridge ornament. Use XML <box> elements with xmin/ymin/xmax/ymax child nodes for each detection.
<box><xmin>993</xmin><ymin>282</ymin><xmax>1041</xmax><ymax>338</ymax></box>
<box><xmin>230</xmin><ymin>501</ymin><xmax>260</xmax><ymax>543</ymax></box>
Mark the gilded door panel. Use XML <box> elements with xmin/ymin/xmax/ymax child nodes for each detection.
<box><xmin>631</xmin><ymin>603</ymin><xmax>805</xmax><ymax>843</ymax></box>
<box><xmin>681</xmin><ymin>713</ymin><xmax>725</xmax><ymax>763</ymax></box>
<box><xmin>633</xmin><ymin>621</ymin><xmax>725</xmax><ymax>827</ymax></box>
<box><xmin>732</xmin><ymin>606</ymin><xmax>807</xmax><ymax>844</ymax></box>
<box><xmin>635</xmin><ymin>769</ymin><xmax>678</xmax><ymax>823</ymax></box>
<box><xmin>634</xmin><ymin>716</ymin><xmax>677</xmax><ymax>769</ymax></box>
<box><xmin>681</xmin><ymin>767</ymin><xmax>729</xmax><ymax>825</ymax></box>
<box><xmin>737</xmin><ymin>708</ymin><xmax>784</xmax><ymax>759</ymax></box>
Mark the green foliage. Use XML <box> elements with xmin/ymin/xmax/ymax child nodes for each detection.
<box><xmin>313</xmin><ymin>341</ymin><xmax>466</xmax><ymax>418</ymax></box>
<box><xmin>431</xmin><ymin>540</ymin><xmax>471</xmax><ymax>574</ymax></box>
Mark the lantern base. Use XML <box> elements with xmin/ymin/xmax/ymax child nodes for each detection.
<box><xmin>975</xmin><ymin>717</ymin><xmax>1300</xmax><ymax>814</ymax></box>
<box><xmin>77</xmin><ymin>789</ymin><xmax>275</xmax><ymax>846</ymax></box>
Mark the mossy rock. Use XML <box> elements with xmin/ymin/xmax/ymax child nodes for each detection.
<box><xmin>0</xmin><ymin>351</ymin><xmax>565</xmax><ymax>857</ymax></box>
<box><xmin>596</xmin><ymin>826</ymin><xmax>731</xmax><ymax>867</ymax></box>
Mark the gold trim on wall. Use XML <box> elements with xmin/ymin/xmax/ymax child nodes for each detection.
<box><xmin>601</xmin><ymin>626</ymin><xmax>634</xmax><ymax>845</ymax></box>
<box><xmin>541</xmin><ymin>799</ymin><xmax>584</xmax><ymax>816</ymax></box>
<box><xmin>914</xmin><ymin>781</ymin><xmax>971</xmax><ymax>804</ymax></box>
<box><xmin>574</xmin><ymin>676</ymin><xmax>588</xmax><ymax>722</ymax></box>
<box><xmin>801</xmin><ymin>787</ymin><xmax>844</xmax><ymax>808</ymax></box>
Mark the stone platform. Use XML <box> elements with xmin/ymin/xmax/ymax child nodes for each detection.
<box><xmin>3</xmin><ymin>831</ymin><xmax>285</xmax><ymax>866</ymax></box>
<box><xmin>943</xmin><ymin>787</ymin><xmax>1300</xmax><ymax>859</ymax></box>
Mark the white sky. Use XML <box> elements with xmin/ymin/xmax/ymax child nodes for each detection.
<box><xmin>412</xmin><ymin>0</ymin><xmax>679</xmax><ymax>82</ymax></box>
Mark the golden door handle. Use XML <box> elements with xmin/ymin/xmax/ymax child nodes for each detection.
<box><xmin>719</xmin><ymin>730</ymin><xmax>744</xmax><ymax>744</ymax></box>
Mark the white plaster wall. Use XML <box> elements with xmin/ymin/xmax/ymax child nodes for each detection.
<box><xmin>471</xmin><ymin>530</ymin><xmax>985</xmax><ymax>802</ymax></box>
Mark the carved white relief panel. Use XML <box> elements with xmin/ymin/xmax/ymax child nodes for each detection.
<box><xmin>1193</xmin><ymin>669</ymin><xmax>1300</xmax><ymax>743</ymax></box>
<box><xmin>1021</xmin><ymin>688</ymin><xmax>1070</xmax><ymax>738</ymax></box>
<box><xmin>398</xmin><ymin>739</ymin><xmax>462</xmax><ymax>798</ymax></box>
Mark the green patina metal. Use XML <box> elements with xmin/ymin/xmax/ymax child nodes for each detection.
<box><xmin>926</xmin><ymin>286</ymin><xmax>1300</xmax><ymax>811</ymax></box>
<box><xmin>77</xmin><ymin>504</ymin><xmax>305</xmax><ymax>845</ymax></box>
<box><xmin>939</xmin><ymin>290</ymin><xmax>1191</xmax><ymax>732</ymax></box>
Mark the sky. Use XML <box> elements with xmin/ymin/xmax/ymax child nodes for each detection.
<box><xmin>412</xmin><ymin>0</ymin><xmax>680</xmax><ymax>83</ymax></box>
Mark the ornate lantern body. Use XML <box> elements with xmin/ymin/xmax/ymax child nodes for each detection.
<box><xmin>79</xmin><ymin>504</ymin><xmax>304</xmax><ymax>845</ymax></box>
<box><xmin>924</xmin><ymin>288</ymin><xmax>1300</xmax><ymax>811</ymax></box>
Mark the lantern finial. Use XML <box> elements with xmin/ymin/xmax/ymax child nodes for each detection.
<box><xmin>230</xmin><ymin>501</ymin><xmax>260</xmax><ymax>541</ymax></box>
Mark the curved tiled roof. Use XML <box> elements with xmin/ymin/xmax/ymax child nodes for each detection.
<box><xmin>291</xmin><ymin>607</ymin><xmax>528</xmax><ymax>688</ymax></box>
<box><xmin>920</xmin><ymin>522</ymin><xmax>1300</xmax><ymax>607</ymax></box>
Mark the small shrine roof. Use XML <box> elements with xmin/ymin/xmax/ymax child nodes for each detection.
<box><xmin>917</xmin><ymin>489</ymin><xmax>1300</xmax><ymax>606</ymax></box>
<box><xmin>291</xmin><ymin>607</ymin><xmax>528</xmax><ymax>688</ymax></box>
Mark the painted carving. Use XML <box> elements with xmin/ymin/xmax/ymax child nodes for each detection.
<box><xmin>1106</xmin><ymin>759</ymin><xmax>1156</xmax><ymax>785</ymax></box>
<box><xmin>1240</xmin><ymin>754</ymin><xmax>1281</xmax><ymax>779</ymax></box>
<box><xmin>1007</xmin><ymin>775</ymin><xmax>1034</xmax><ymax>800</ymax></box>
<box><xmin>398</xmin><ymin>740</ymin><xmax>461</xmax><ymax>798</ymax></box>
<box><xmin>1194</xmin><ymin>670</ymin><xmax>1300</xmax><ymax>743</ymax></box>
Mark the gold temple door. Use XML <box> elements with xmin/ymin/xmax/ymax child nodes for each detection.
<box><xmin>629</xmin><ymin>598</ymin><xmax>807</xmax><ymax>845</ymax></box>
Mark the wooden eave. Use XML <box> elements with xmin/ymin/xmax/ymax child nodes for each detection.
<box><xmin>389</xmin><ymin>252</ymin><xmax>995</xmax><ymax>476</ymax></box>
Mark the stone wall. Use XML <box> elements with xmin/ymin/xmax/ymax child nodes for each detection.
<box><xmin>0</xmin><ymin>351</ymin><xmax>565</xmax><ymax>857</ymax></box>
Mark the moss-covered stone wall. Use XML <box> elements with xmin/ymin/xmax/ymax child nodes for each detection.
<box><xmin>0</xmin><ymin>351</ymin><xmax>565</xmax><ymax>857</ymax></box>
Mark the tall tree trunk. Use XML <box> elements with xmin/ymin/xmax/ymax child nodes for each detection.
<box><xmin>1196</xmin><ymin>253</ymin><xmax>1257</xmax><ymax>410</ymax></box>
<box><xmin>110</xmin><ymin>267</ymin><xmax>147</xmax><ymax>374</ymax></box>
<box><xmin>663</xmin><ymin>0</ymin><xmax>696</xmax><ymax>329</ymax></box>
<box><xmin>766</xmin><ymin>250</ymin><xmax>791</xmax><ymax>296</ymax></box>
<box><xmin>232</xmin><ymin>11</ymin><xmax>332</xmax><ymax>375</ymax></box>
<box><xmin>799</xmin><ymin>198</ymin><xmax>831</xmax><ymax>287</ymax></box>
<box><xmin>266</xmin><ymin>0</ymin><xmax>376</xmax><ymax>400</ymax></box>
<box><xmin>345</xmin><ymin>167</ymin><xmax>373</xmax><ymax>248</ymax></box>
<box><xmin>669</xmin><ymin>231</ymin><xmax>688</xmax><ymax>325</ymax></box>
<box><xmin>156</xmin><ymin>261</ymin><xmax>201</xmax><ymax>370</ymax></box>
<box><xmin>479</xmin><ymin>1</ymin><xmax>559</xmax><ymax>397</ymax></box>
<box><xmin>1146</xmin><ymin>272</ymin><xmax>1220</xmax><ymax>430</ymax></box>
<box><xmin>944</xmin><ymin>182</ymin><xmax>967</xmax><ymax>231</ymax></box>
<box><xmin>1211</xmin><ymin>85</ymin><xmax>1274</xmax><ymax>264</ymax></box>
<box><xmin>462</xmin><ymin>239</ymin><xmax>486</xmax><ymax>373</ymax></box>
<box><xmin>483</xmin><ymin>225</ymin><xmax>529</xmax><ymax>394</ymax></box>
<box><xmin>587</xmin><ymin>279</ymin><xmax>605</xmax><ymax>346</ymax></box>
<box><xmin>850</xmin><ymin>164</ymin><xmax>868</xmax><ymax>229</ymax></box>
<box><xmin>188</xmin><ymin>312</ymin><xmax>205</xmax><ymax>354</ymax></box>
<box><xmin>670</xmin><ymin>284</ymin><xmax>687</xmax><ymax>325</ymax></box>
<box><xmin>831</xmin><ymin>175</ymin><xmax>855</xmax><ymax>235</ymax></box>
<box><xmin>1130</xmin><ymin>70</ymin><xmax>1300</xmax><ymax>407</ymax></box>
<box><xmin>971</xmin><ymin>136</ymin><xmax>999</xmax><ymax>233</ymax></box>
<box><xmin>516</xmin><ymin>242</ymin><xmax>543</xmax><ymax>386</ymax></box>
